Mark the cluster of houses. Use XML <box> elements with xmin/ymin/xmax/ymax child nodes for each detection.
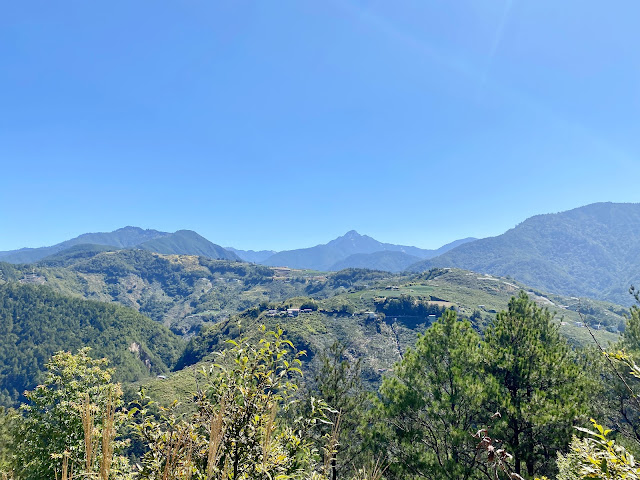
<box><xmin>265</xmin><ymin>308</ymin><xmax>380</xmax><ymax>320</ymax></box>
<box><xmin>266</xmin><ymin>308</ymin><xmax>315</xmax><ymax>317</ymax></box>
<box><xmin>559</xmin><ymin>320</ymin><xmax>602</xmax><ymax>330</ymax></box>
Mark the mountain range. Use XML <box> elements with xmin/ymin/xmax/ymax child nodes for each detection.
<box><xmin>2</xmin><ymin>202</ymin><xmax>640</xmax><ymax>304</ymax></box>
<box><xmin>0</xmin><ymin>227</ymin><xmax>240</xmax><ymax>263</ymax></box>
<box><xmin>2</xmin><ymin>202</ymin><xmax>639</xmax><ymax>408</ymax></box>
<box><xmin>225</xmin><ymin>247</ymin><xmax>277</xmax><ymax>263</ymax></box>
<box><xmin>259</xmin><ymin>231</ymin><xmax>476</xmax><ymax>271</ymax></box>
<box><xmin>0</xmin><ymin>226</ymin><xmax>474</xmax><ymax>273</ymax></box>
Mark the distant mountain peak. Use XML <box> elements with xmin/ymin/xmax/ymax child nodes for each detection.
<box><xmin>328</xmin><ymin>230</ymin><xmax>363</xmax><ymax>243</ymax></box>
<box><xmin>262</xmin><ymin>230</ymin><xmax>476</xmax><ymax>271</ymax></box>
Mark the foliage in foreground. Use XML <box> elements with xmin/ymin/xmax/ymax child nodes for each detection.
<box><xmin>372</xmin><ymin>292</ymin><xmax>591</xmax><ymax>480</ymax></box>
<box><xmin>6</xmin><ymin>289</ymin><xmax>640</xmax><ymax>480</ymax></box>
<box><xmin>3</xmin><ymin>330</ymin><xmax>359</xmax><ymax>480</ymax></box>
<box><xmin>132</xmin><ymin>326</ymin><xmax>332</xmax><ymax>479</ymax></box>
<box><xmin>13</xmin><ymin>348</ymin><xmax>128</xmax><ymax>480</ymax></box>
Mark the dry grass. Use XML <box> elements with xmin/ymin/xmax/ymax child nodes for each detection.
<box><xmin>207</xmin><ymin>398</ymin><xmax>226</xmax><ymax>480</ymax></box>
<box><xmin>261</xmin><ymin>402</ymin><xmax>278</xmax><ymax>472</ymax></box>
<box><xmin>99</xmin><ymin>391</ymin><xmax>115</xmax><ymax>480</ymax></box>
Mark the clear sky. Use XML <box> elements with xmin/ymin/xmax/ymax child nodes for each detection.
<box><xmin>1</xmin><ymin>1</ymin><xmax>639</xmax><ymax>251</ymax></box>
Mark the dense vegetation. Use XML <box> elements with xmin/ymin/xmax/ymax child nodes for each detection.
<box><xmin>2</xmin><ymin>291</ymin><xmax>640</xmax><ymax>479</ymax></box>
<box><xmin>2</xmin><ymin>233</ymin><xmax>640</xmax><ymax>479</ymax></box>
<box><xmin>0</xmin><ymin>283</ymin><xmax>182</xmax><ymax>406</ymax></box>
<box><xmin>410</xmin><ymin>202</ymin><xmax>640</xmax><ymax>305</ymax></box>
<box><xmin>0</xmin><ymin>250</ymin><xmax>296</xmax><ymax>334</ymax></box>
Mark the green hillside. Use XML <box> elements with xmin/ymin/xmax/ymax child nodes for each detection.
<box><xmin>140</xmin><ymin>267</ymin><xmax>622</xmax><ymax>406</ymax></box>
<box><xmin>0</xmin><ymin>283</ymin><xmax>183</xmax><ymax>406</ymax></box>
<box><xmin>1</xmin><ymin>243</ymin><xmax>628</xmax><ymax>411</ymax></box>
<box><xmin>0</xmin><ymin>250</ymin><xmax>317</xmax><ymax>335</ymax></box>
<box><xmin>409</xmin><ymin>202</ymin><xmax>640</xmax><ymax>305</ymax></box>
<box><xmin>137</xmin><ymin>230</ymin><xmax>240</xmax><ymax>260</ymax></box>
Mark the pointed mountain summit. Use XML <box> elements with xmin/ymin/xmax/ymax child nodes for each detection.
<box><xmin>261</xmin><ymin>230</ymin><xmax>475</xmax><ymax>271</ymax></box>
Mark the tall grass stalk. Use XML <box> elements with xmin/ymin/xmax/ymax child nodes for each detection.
<box><xmin>261</xmin><ymin>402</ymin><xmax>277</xmax><ymax>472</ymax></box>
<box><xmin>81</xmin><ymin>394</ymin><xmax>97</xmax><ymax>476</ymax></box>
<box><xmin>207</xmin><ymin>398</ymin><xmax>226</xmax><ymax>480</ymax></box>
<box><xmin>61</xmin><ymin>452</ymin><xmax>72</xmax><ymax>480</ymax></box>
<box><xmin>99</xmin><ymin>390</ymin><xmax>115</xmax><ymax>480</ymax></box>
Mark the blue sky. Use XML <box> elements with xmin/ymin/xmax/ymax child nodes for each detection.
<box><xmin>1</xmin><ymin>1</ymin><xmax>639</xmax><ymax>251</ymax></box>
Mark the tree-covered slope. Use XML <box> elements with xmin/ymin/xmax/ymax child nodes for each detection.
<box><xmin>408</xmin><ymin>203</ymin><xmax>640</xmax><ymax>305</ymax></box>
<box><xmin>145</xmin><ymin>267</ymin><xmax>622</xmax><ymax>408</ymax></box>
<box><xmin>0</xmin><ymin>282</ymin><xmax>183</xmax><ymax>406</ymax></box>
<box><xmin>0</xmin><ymin>250</ymin><xmax>315</xmax><ymax>335</ymax></box>
<box><xmin>38</xmin><ymin>244</ymin><xmax>121</xmax><ymax>267</ymax></box>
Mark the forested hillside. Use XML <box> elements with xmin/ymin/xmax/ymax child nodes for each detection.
<box><xmin>0</xmin><ymin>283</ymin><xmax>182</xmax><ymax>406</ymax></box>
<box><xmin>409</xmin><ymin>203</ymin><xmax>640</xmax><ymax>305</ymax></box>
<box><xmin>0</xmin><ymin>250</ymin><xmax>305</xmax><ymax>335</ymax></box>
<box><xmin>144</xmin><ymin>268</ymin><xmax>621</xmax><ymax>409</ymax></box>
<box><xmin>3</xmin><ymin>290</ymin><xmax>638</xmax><ymax>480</ymax></box>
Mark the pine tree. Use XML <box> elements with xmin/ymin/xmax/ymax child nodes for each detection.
<box><xmin>313</xmin><ymin>341</ymin><xmax>367</xmax><ymax>480</ymax></box>
<box><xmin>374</xmin><ymin>309</ymin><xmax>488</xmax><ymax>480</ymax></box>
<box><xmin>484</xmin><ymin>291</ymin><xmax>589</xmax><ymax>478</ymax></box>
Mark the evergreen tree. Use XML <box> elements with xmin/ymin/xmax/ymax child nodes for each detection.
<box><xmin>484</xmin><ymin>291</ymin><xmax>589</xmax><ymax>478</ymax></box>
<box><xmin>0</xmin><ymin>406</ymin><xmax>17</xmax><ymax>473</ymax></box>
<box><xmin>596</xmin><ymin>287</ymin><xmax>640</xmax><ymax>448</ymax></box>
<box><xmin>373</xmin><ymin>309</ymin><xmax>488</xmax><ymax>480</ymax></box>
<box><xmin>313</xmin><ymin>341</ymin><xmax>367</xmax><ymax>480</ymax></box>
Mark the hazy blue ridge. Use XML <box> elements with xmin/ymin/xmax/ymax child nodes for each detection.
<box><xmin>408</xmin><ymin>202</ymin><xmax>640</xmax><ymax>305</ymax></box>
<box><xmin>261</xmin><ymin>230</ymin><xmax>476</xmax><ymax>271</ymax></box>
<box><xmin>226</xmin><ymin>247</ymin><xmax>277</xmax><ymax>263</ymax></box>
<box><xmin>329</xmin><ymin>251</ymin><xmax>422</xmax><ymax>272</ymax></box>
<box><xmin>0</xmin><ymin>226</ymin><xmax>168</xmax><ymax>264</ymax></box>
